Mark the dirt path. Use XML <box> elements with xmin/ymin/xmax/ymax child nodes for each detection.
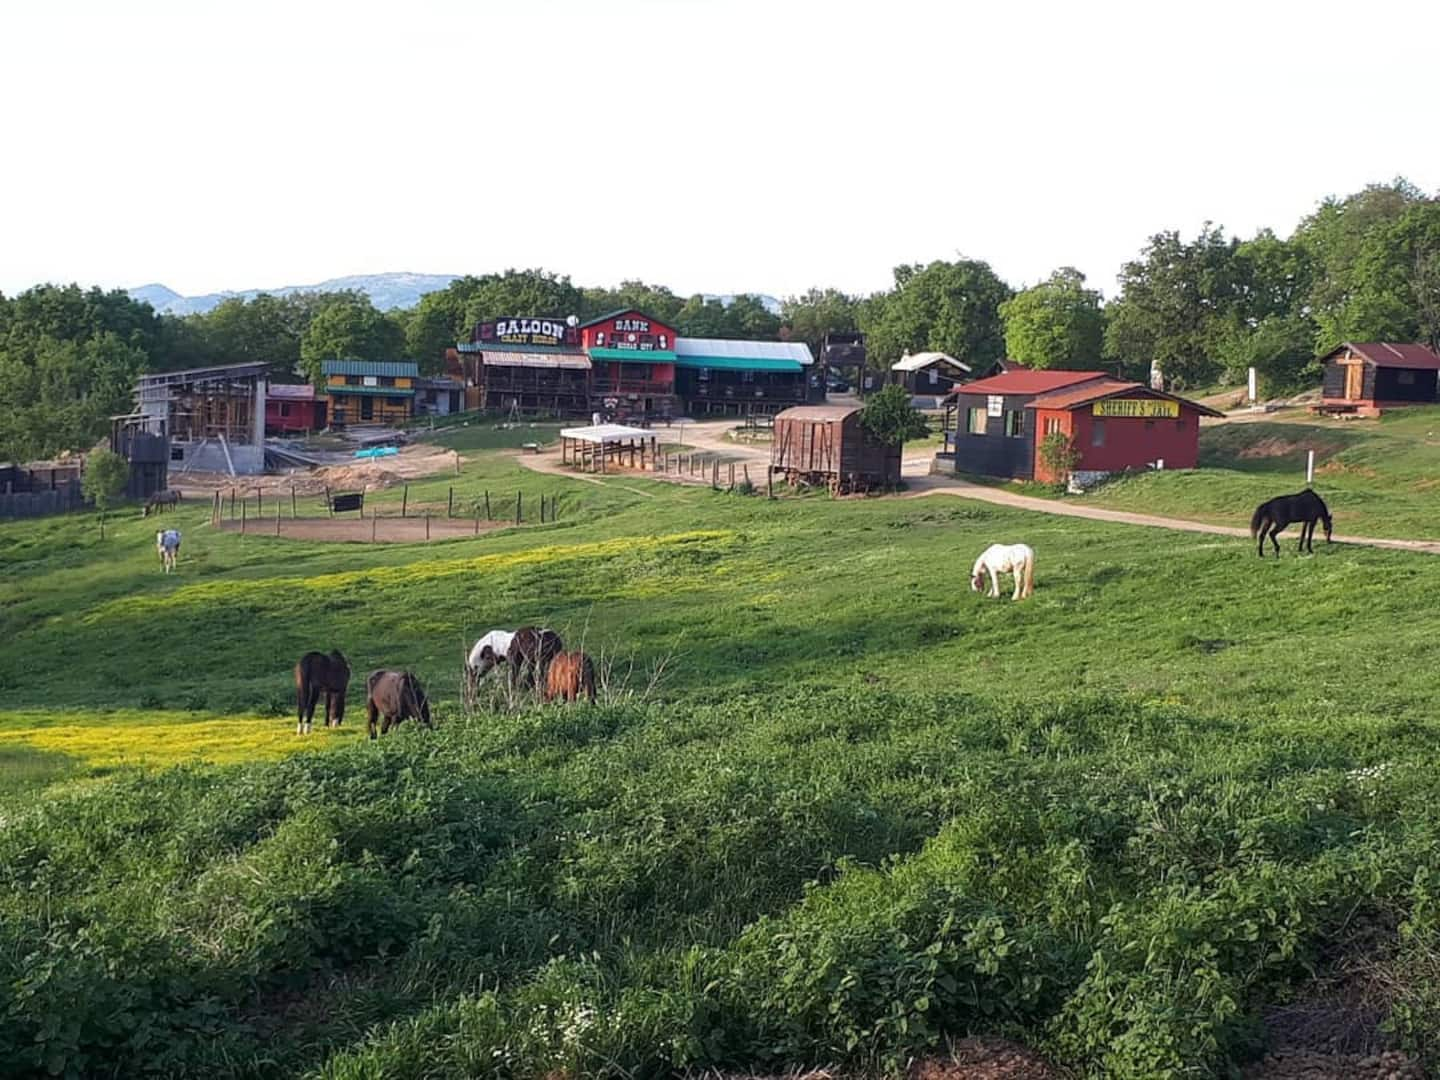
<box><xmin>899</xmin><ymin>471</ymin><xmax>1440</xmax><ymax>555</ymax></box>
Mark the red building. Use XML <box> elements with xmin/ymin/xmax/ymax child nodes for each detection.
<box><xmin>265</xmin><ymin>383</ymin><xmax>327</xmax><ymax>435</ymax></box>
<box><xmin>943</xmin><ymin>370</ymin><xmax>1221</xmax><ymax>485</ymax></box>
<box><xmin>579</xmin><ymin>309</ymin><xmax>680</xmax><ymax>418</ymax></box>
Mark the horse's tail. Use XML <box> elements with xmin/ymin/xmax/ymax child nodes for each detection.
<box><xmin>1249</xmin><ymin>502</ymin><xmax>1269</xmax><ymax>538</ymax></box>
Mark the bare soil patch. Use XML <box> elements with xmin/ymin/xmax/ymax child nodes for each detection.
<box><xmin>1237</xmin><ymin>435</ymin><xmax>1348</xmax><ymax>461</ymax></box>
<box><xmin>214</xmin><ymin>516</ymin><xmax>503</xmax><ymax>543</ymax></box>
<box><xmin>172</xmin><ymin>444</ymin><xmax>462</xmax><ymax>497</ymax></box>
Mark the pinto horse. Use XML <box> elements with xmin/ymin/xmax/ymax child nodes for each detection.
<box><xmin>295</xmin><ymin>650</ymin><xmax>350</xmax><ymax>735</ymax></box>
<box><xmin>1250</xmin><ymin>489</ymin><xmax>1332</xmax><ymax>557</ymax></box>
<box><xmin>971</xmin><ymin>543</ymin><xmax>1035</xmax><ymax>601</ymax></box>
<box><xmin>365</xmin><ymin>670</ymin><xmax>433</xmax><ymax>740</ymax></box>
<box><xmin>543</xmin><ymin>650</ymin><xmax>596</xmax><ymax>704</ymax></box>
<box><xmin>156</xmin><ymin>529</ymin><xmax>182</xmax><ymax>573</ymax></box>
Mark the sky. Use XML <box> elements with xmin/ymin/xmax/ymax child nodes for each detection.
<box><xmin>2</xmin><ymin>0</ymin><xmax>1439</xmax><ymax>304</ymax></box>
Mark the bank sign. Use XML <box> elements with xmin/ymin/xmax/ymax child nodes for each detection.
<box><xmin>1093</xmin><ymin>398</ymin><xmax>1180</xmax><ymax>418</ymax></box>
<box><xmin>476</xmin><ymin>318</ymin><xmax>578</xmax><ymax>348</ymax></box>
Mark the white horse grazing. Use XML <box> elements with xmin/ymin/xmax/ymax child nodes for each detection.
<box><xmin>156</xmin><ymin>529</ymin><xmax>182</xmax><ymax>573</ymax></box>
<box><xmin>971</xmin><ymin>542</ymin><xmax>1035</xmax><ymax>601</ymax></box>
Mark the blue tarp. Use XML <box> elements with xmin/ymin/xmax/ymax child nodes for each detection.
<box><xmin>354</xmin><ymin>446</ymin><xmax>400</xmax><ymax>459</ymax></box>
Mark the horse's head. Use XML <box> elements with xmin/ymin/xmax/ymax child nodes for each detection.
<box><xmin>407</xmin><ymin>674</ymin><xmax>433</xmax><ymax>728</ymax></box>
<box><xmin>970</xmin><ymin>572</ymin><xmax>984</xmax><ymax>592</ymax></box>
<box><xmin>470</xmin><ymin>644</ymin><xmax>498</xmax><ymax>678</ymax></box>
<box><xmin>1321</xmin><ymin>513</ymin><xmax>1333</xmax><ymax>544</ymax></box>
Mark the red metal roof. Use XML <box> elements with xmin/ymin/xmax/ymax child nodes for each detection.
<box><xmin>1025</xmin><ymin>380</ymin><xmax>1226</xmax><ymax>418</ymax></box>
<box><xmin>1025</xmin><ymin>379</ymin><xmax>1139</xmax><ymax>410</ymax></box>
<box><xmin>952</xmin><ymin>369</ymin><xmax>1109</xmax><ymax>396</ymax></box>
<box><xmin>1328</xmin><ymin>342</ymin><xmax>1440</xmax><ymax>370</ymax></box>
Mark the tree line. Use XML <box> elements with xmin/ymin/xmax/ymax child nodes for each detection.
<box><xmin>2</xmin><ymin>177</ymin><xmax>1436</xmax><ymax>462</ymax></box>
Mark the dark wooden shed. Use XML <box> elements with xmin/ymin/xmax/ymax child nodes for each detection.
<box><xmin>1317</xmin><ymin>341</ymin><xmax>1440</xmax><ymax>416</ymax></box>
<box><xmin>770</xmin><ymin>404</ymin><xmax>902</xmax><ymax>493</ymax></box>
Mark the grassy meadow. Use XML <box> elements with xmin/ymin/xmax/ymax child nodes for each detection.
<box><xmin>1055</xmin><ymin>405</ymin><xmax>1440</xmax><ymax>540</ymax></box>
<box><xmin>5</xmin><ymin>434</ymin><xmax>1440</xmax><ymax>1077</ymax></box>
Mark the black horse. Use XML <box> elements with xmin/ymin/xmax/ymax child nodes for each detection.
<box><xmin>1250</xmin><ymin>489</ymin><xmax>1332</xmax><ymax>557</ymax></box>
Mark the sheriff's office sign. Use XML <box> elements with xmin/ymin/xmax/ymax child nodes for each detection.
<box><xmin>477</xmin><ymin>318</ymin><xmax>576</xmax><ymax>347</ymax></box>
<box><xmin>1093</xmin><ymin>398</ymin><xmax>1180</xmax><ymax>418</ymax></box>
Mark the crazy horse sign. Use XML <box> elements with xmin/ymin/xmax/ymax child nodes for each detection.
<box><xmin>472</xmin><ymin>317</ymin><xmax>581</xmax><ymax>348</ymax></box>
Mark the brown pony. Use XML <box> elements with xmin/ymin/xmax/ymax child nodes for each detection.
<box><xmin>295</xmin><ymin>650</ymin><xmax>350</xmax><ymax>735</ymax></box>
<box><xmin>508</xmin><ymin>627</ymin><xmax>563</xmax><ymax>690</ymax></box>
<box><xmin>366</xmin><ymin>669</ymin><xmax>433</xmax><ymax>740</ymax></box>
<box><xmin>543</xmin><ymin>650</ymin><xmax>596</xmax><ymax>703</ymax></box>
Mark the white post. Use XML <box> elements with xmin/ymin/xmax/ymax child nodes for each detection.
<box><xmin>1156</xmin><ymin>458</ymin><xmax>1164</xmax><ymax>471</ymax></box>
<box><xmin>1247</xmin><ymin>367</ymin><xmax>1257</xmax><ymax>403</ymax></box>
<box><xmin>1306</xmin><ymin>449</ymin><xmax>1314</xmax><ymax>486</ymax></box>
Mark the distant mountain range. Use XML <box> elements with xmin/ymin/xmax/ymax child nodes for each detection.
<box><xmin>127</xmin><ymin>273</ymin><xmax>462</xmax><ymax>316</ymax></box>
<box><xmin>128</xmin><ymin>274</ymin><xmax>783</xmax><ymax>317</ymax></box>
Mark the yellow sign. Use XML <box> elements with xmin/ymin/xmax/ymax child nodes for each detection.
<box><xmin>1093</xmin><ymin>398</ymin><xmax>1180</xmax><ymax>418</ymax></box>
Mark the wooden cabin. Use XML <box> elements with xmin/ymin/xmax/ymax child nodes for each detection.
<box><xmin>770</xmin><ymin>404</ymin><xmax>902</xmax><ymax>493</ymax></box>
<box><xmin>890</xmin><ymin>351</ymin><xmax>972</xmax><ymax>398</ymax></box>
<box><xmin>323</xmin><ymin>360</ymin><xmax>418</xmax><ymax>427</ymax></box>
<box><xmin>1318</xmin><ymin>342</ymin><xmax>1440</xmax><ymax>416</ymax></box>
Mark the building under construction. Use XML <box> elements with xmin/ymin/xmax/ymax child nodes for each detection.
<box><xmin>113</xmin><ymin>362</ymin><xmax>269</xmax><ymax>478</ymax></box>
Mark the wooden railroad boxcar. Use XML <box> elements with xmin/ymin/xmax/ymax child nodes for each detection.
<box><xmin>770</xmin><ymin>404</ymin><xmax>901</xmax><ymax>493</ymax></box>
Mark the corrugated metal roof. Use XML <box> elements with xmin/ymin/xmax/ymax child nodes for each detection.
<box><xmin>483</xmin><ymin>352</ymin><xmax>591</xmax><ymax>370</ymax></box>
<box><xmin>774</xmin><ymin>404</ymin><xmax>861</xmax><ymax>421</ymax></box>
<box><xmin>891</xmin><ymin>351</ymin><xmax>971</xmax><ymax>373</ymax></box>
<box><xmin>1329</xmin><ymin>342</ymin><xmax>1440</xmax><ymax>370</ymax></box>
<box><xmin>559</xmin><ymin>423</ymin><xmax>654</xmax><ymax>443</ymax></box>
<box><xmin>320</xmin><ymin>360</ymin><xmax>420</xmax><ymax>377</ymax></box>
<box><xmin>951</xmin><ymin>370</ymin><xmax>1108</xmax><ymax>396</ymax></box>
<box><xmin>1025</xmin><ymin>380</ymin><xmax>1226</xmax><ymax>418</ymax></box>
<box><xmin>675</xmin><ymin>338</ymin><xmax>814</xmax><ymax>365</ymax></box>
<box><xmin>267</xmin><ymin>383</ymin><xmax>318</xmax><ymax>400</ymax></box>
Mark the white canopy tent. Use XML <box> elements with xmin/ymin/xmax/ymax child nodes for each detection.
<box><xmin>558</xmin><ymin>424</ymin><xmax>658</xmax><ymax>472</ymax></box>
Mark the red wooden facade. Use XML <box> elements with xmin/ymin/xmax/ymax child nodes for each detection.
<box><xmin>265</xmin><ymin>384</ymin><xmax>327</xmax><ymax>434</ymax></box>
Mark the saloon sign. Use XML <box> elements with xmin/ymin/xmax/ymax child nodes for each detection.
<box><xmin>476</xmin><ymin>317</ymin><xmax>578</xmax><ymax>348</ymax></box>
<box><xmin>1092</xmin><ymin>398</ymin><xmax>1180</xmax><ymax>418</ymax></box>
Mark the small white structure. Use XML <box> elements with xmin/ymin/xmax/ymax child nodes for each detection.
<box><xmin>558</xmin><ymin>423</ymin><xmax>659</xmax><ymax>472</ymax></box>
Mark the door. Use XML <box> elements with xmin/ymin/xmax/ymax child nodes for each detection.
<box><xmin>1345</xmin><ymin>362</ymin><xmax>1363</xmax><ymax>400</ymax></box>
<box><xmin>360</xmin><ymin>395</ymin><xmax>374</xmax><ymax>421</ymax></box>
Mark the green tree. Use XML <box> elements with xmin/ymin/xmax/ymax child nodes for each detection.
<box><xmin>1319</xmin><ymin>200</ymin><xmax>1440</xmax><ymax>349</ymax></box>
<box><xmin>298</xmin><ymin>295</ymin><xmax>405</xmax><ymax>384</ymax></box>
<box><xmin>999</xmin><ymin>268</ymin><xmax>1104</xmax><ymax>370</ymax></box>
<box><xmin>859</xmin><ymin>383</ymin><xmax>929</xmax><ymax>446</ymax></box>
<box><xmin>1102</xmin><ymin>225</ymin><xmax>1245</xmax><ymax>388</ymax></box>
<box><xmin>780</xmin><ymin>288</ymin><xmax>860</xmax><ymax>355</ymax></box>
<box><xmin>460</xmin><ymin>269</ymin><xmax>584</xmax><ymax>331</ymax></box>
<box><xmin>858</xmin><ymin>260</ymin><xmax>1011</xmax><ymax>372</ymax></box>
<box><xmin>82</xmin><ymin>449</ymin><xmax>129</xmax><ymax>512</ymax></box>
<box><xmin>581</xmin><ymin>281</ymin><xmax>685</xmax><ymax>325</ymax></box>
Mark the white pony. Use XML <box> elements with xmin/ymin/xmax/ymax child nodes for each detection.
<box><xmin>156</xmin><ymin>529</ymin><xmax>182</xmax><ymax>573</ymax></box>
<box><xmin>971</xmin><ymin>542</ymin><xmax>1035</xmax><ymax>601</ymax></box>
<box><xmin>464</xmin><ymin>629</ymin><xmax>514</xmax><ymax>704</ymax></box>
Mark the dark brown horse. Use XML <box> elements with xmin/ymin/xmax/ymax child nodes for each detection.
<box><xmin>295</xmin><ymin>650</ymin><xmax>350</xmax><ymax>735</ymax></box>
<box><xmin>543</xmin><ymin>650</ymin><xmax>596</xmax><ymax>703</ymax></box>
<box><xmin>366</xmin><ymin>669</ymin><xmax>433</xmax><ymax>740</ymax></box>
<box><xmin>1250</xmin><ymin>489</ymin><xmax>1332</xmax><ymax>557</ymax></box>
<box><xmin>507</xmin><ymin>627</ymin><xmax>563</xmax><ymax>690</ymax></box>
<box><xmin>143</xmin><ymin>489</ymin><xmax>181</xmax><ymax>517</ymax></box>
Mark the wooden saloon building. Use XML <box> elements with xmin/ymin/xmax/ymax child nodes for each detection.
<box><xmin>455</xmin><ymin>309</ymin><xmax>817</xmax><ymax>422</ymax></box>
<box><xmin>1318</xmin><ymin>341</ymin><xmax>1440</xmax><ymax>416</ymax></box>
<box><xmin>942</xmin><ymin>369</ymin><xmax>1222</xmax><ymax>486</ymax></box>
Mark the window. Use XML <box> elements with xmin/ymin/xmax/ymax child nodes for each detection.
<box><xmin>387</xmin><ymin>396</ymin><xmax>405</xmax><ymax>407</ymax></box>
<box><xmin>1398</xmin><ymin>369</ymin><xmax>1417</xmax><ymax>385</ymax></box>
<box><xmin>928</xmin><ymin>368</ymin><xmax>938</xmax><ymax>385</ymax></box>
<box><xmin>380</xmin><ymin>376</ymin><xmax>396</xmax><ymax>387</ymax></box>
<box><xmin>1004</xmin><ymin>411</ymin><xmax>1024</xmax><ymax>438</ymax></box>
<box><xmin>279</xmin><ymin>403</ymin><xmax>292</xmax><ymax>417</ymax></box>
<box><xmin>967</xmin><ymin>407</ymin><xmax>986</xmax><ymax>434</ymax></box>
<box><xmin>1092</xmin><ymin>420</ymin><xmax>1106</xmax><ymax>447</ymax></box>
<box><xmin>1043</xmin><ymin>416</ymin><xmax>1063</xmax><ymax>437</ymax></box>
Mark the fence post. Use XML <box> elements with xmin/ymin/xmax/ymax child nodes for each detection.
<box><xmin>372</xmin><ymin>511</ymin><xmax>377</xmax><ymax>543</ymax></box>
<box><xmin>712</xmin><ymin>459</ymin><xmax>719</xmax><ymax>490</ymax></box>
<box><xmin>229</xmin><ymin>487</ymin><xmax>235</xmax><ymax>519</ymax></box>
<box><xmin>744</xmin><ymin>464</ymin><xmax>750</xmax><ymax>490</ymax></box>
<box><xmin>325</xmin><ymin>485</ymin><xmax>332</xmax><ymax>518</ymax></box>
<box><xmin>515</xmin><ymin>491</ymin><xmax>522</xmax><ymax>525</ymax></box>
<box><xmin>257</xmin><ymin>488</ymin><xmax>262</xmax><ymax>517</ymax></box>
<box><xmin>275</xmin><ymin>502</ymin><xmax>281</xmax><ymax>536</ymax></box>
<box><xmin>425</xmin><ymin>510</ymin><xmax>431</xmax><ymax>540</ymax></box>
<box><xmin>401</xmin><ymin>484</ymin><xmax>408</xmax><ymax>518</ymax></box>
<box><xmin>484</xmin><ymin>490</ymin><xmax>491</xmax><ymax>520</ymax></box>
<box><xmin>729</xmin><ymin>463</ymin><xmax>735</xmax><ymax>491</ymax></box>
<box><xmin>291</xmin><ymin>485</ymin><xmax>297</xmax><ymax>518</ymax></box>
<box><xmin>455</xmin><ymin>451</ymin><xmax>460</xmax><ymax>475</ymax></box>
<box><xmin>768</xmin><ymin>467</ymin><xmax>774</xmax><ymax>499</ymax></box>
<box><xmin>474</xmin><ymin>507</ymin><xmax>480</xmax><ymax>535</ymax></box>
<box><xmin>241</xmin><ymin>499</ymin><xmax>247</xmax><ymax>534</ymax></box>
<box><xmin>447</xmin><ymin>486</ymin><xmax>454</xmax><ymax>518</ymax></box>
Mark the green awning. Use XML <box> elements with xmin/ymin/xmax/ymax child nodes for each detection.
<box><xmin>588</xmin><ymin>347</ymin><xmax>677</xmax><ymax>362</ymax></box>
<box><xmin>674</xmin><ymin>356</ymin><xmax>804</xmax><ymax>373</ymax></box>
<box><xmin>326</xmin><ymin>385</ymin><xmax>416</xmax><ymax>397</ymax></box>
